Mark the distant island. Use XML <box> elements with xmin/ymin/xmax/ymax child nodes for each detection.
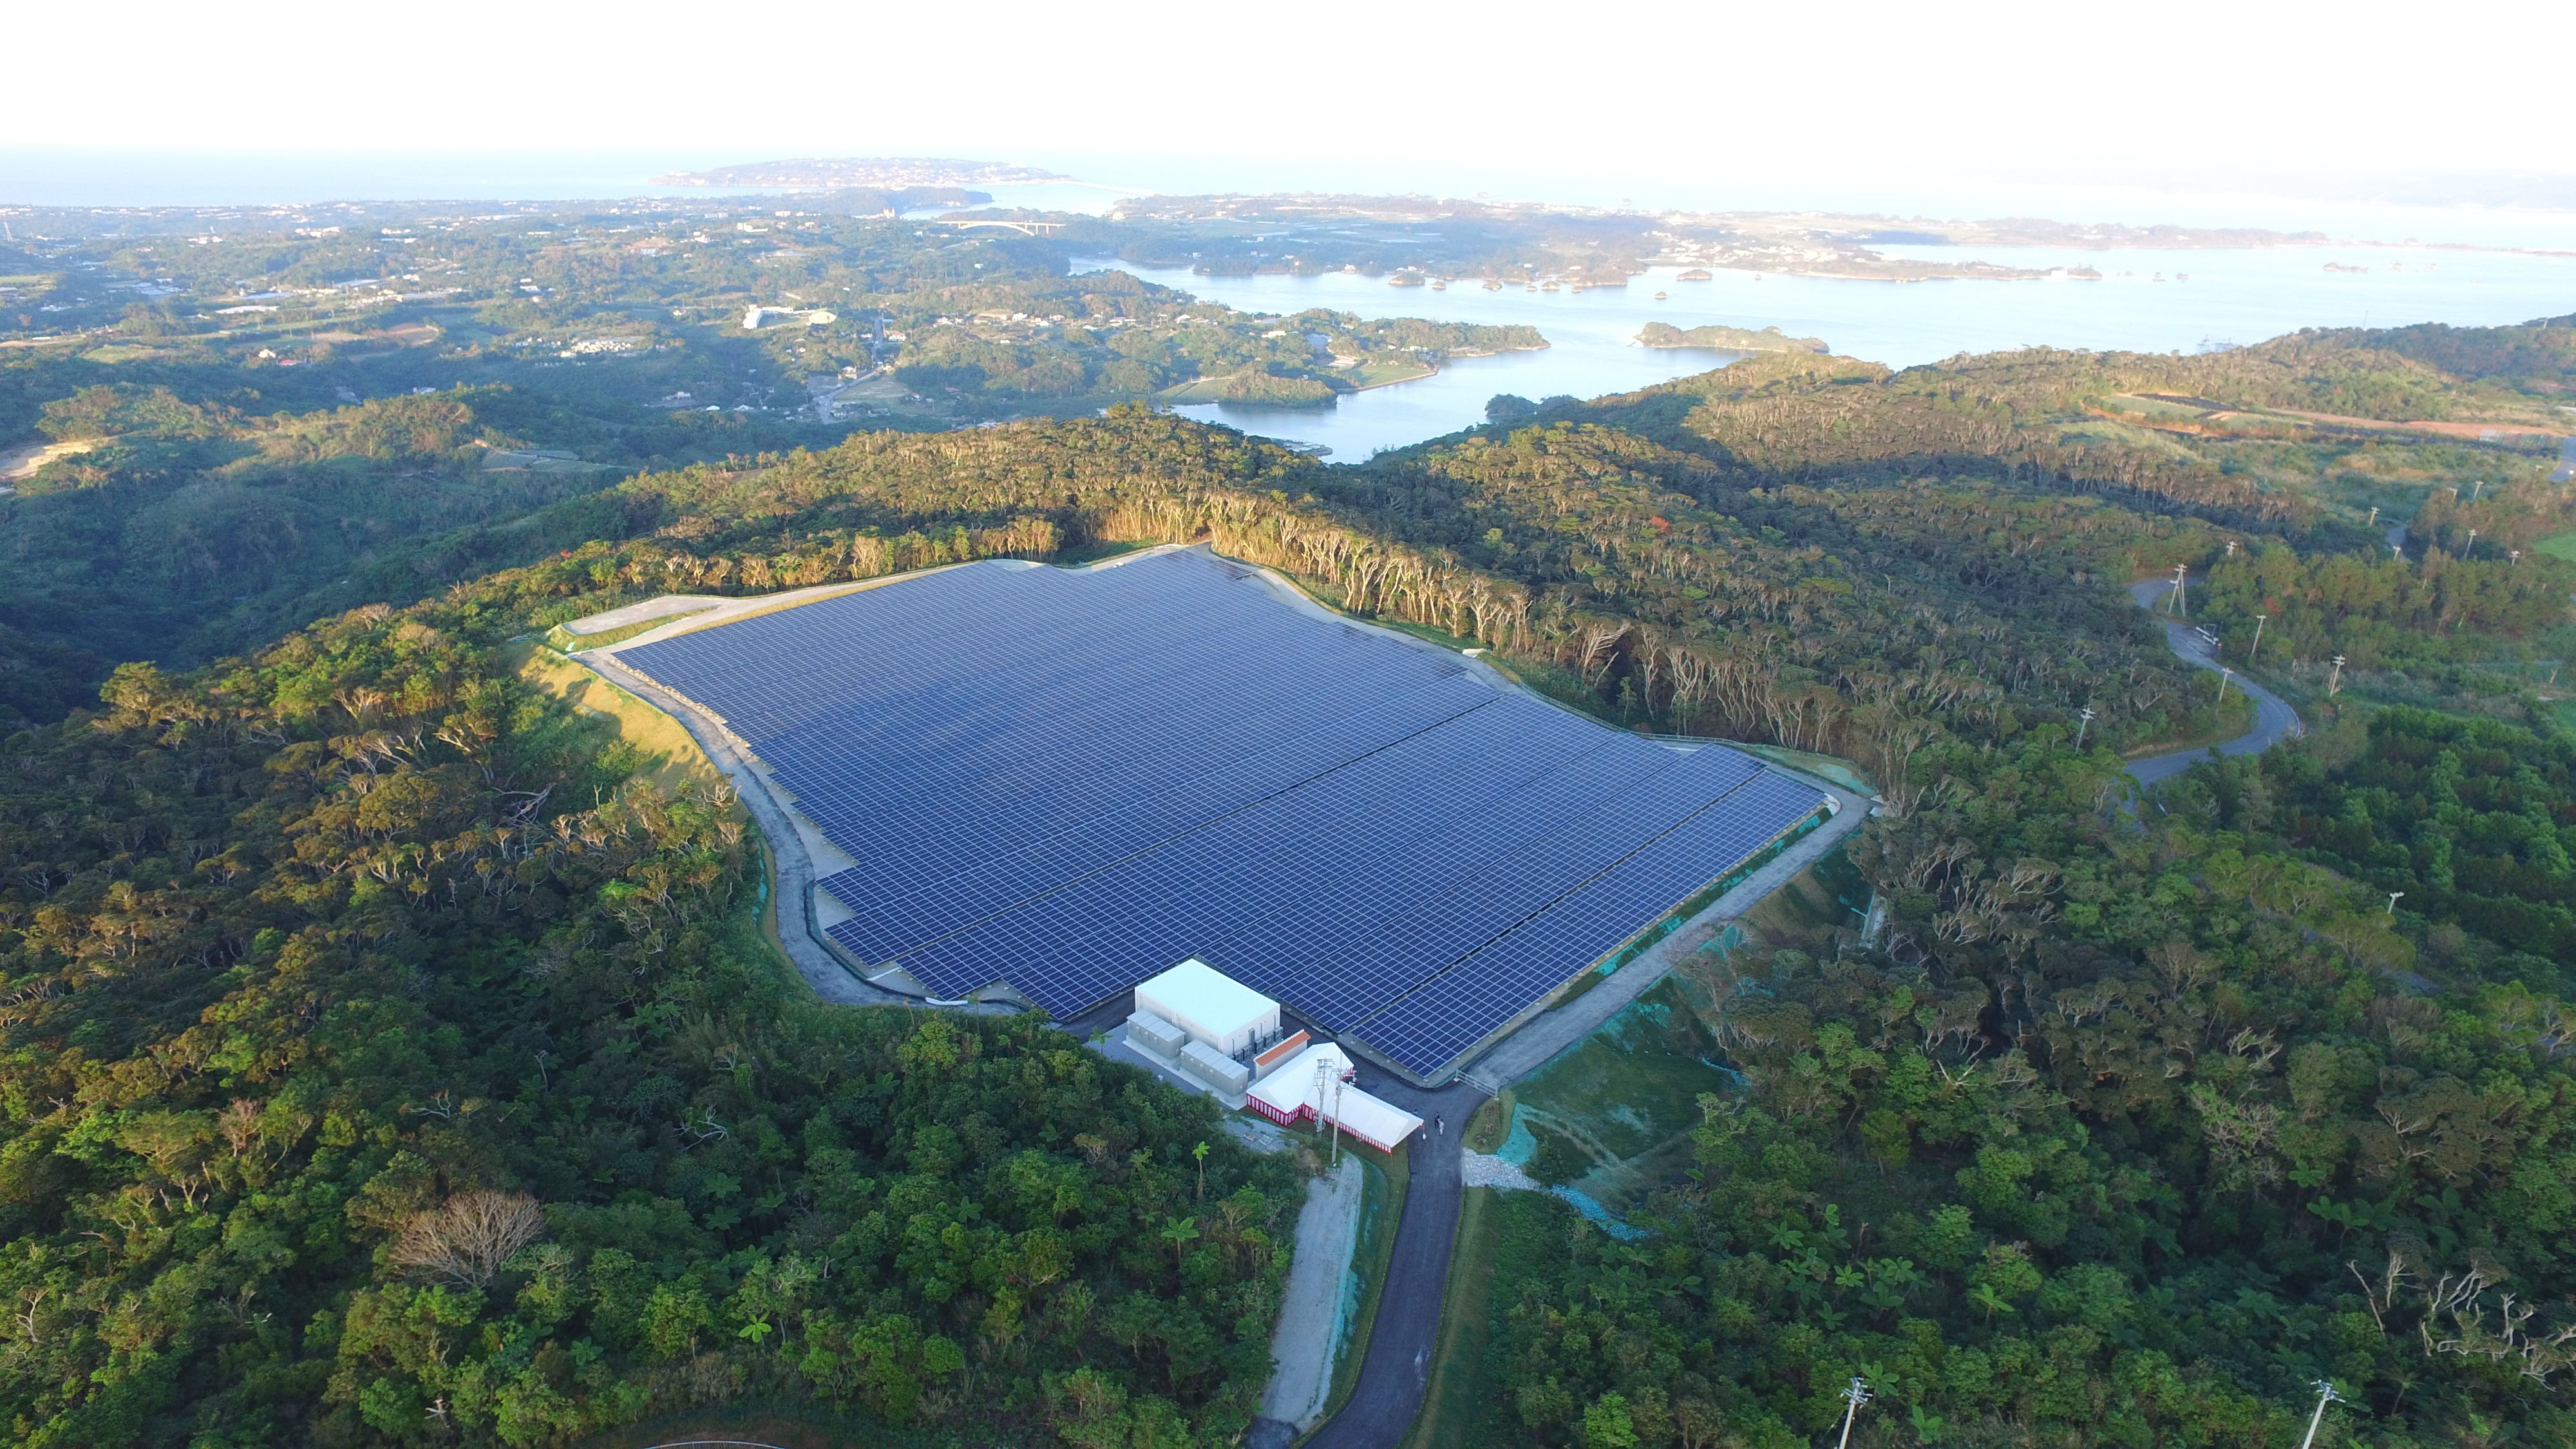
<box><xmin>1637</xmin><ymin>321</ymin><xmax>1828</xmax><ymax>353</ymax></box>
<box><xmin>651</xmin><ymin>156</ymin><xmax>1067</xmax><ymax>188</ymax></box>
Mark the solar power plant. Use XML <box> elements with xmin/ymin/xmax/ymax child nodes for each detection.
<box><xmin>619</xmin><ymin>549</ymin><xmax>1831</xmax><ymax>1079</ymax></box>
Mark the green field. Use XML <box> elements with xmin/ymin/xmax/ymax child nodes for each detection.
<box><xmin>1345</xmin><ymin>358</ymin><xmax>1437</xmax><ymax>389</ymax></box>
<box><xmin>2537</xmin><ymin>529</ymin><xmax>2576</xmax><ymax>564</ymax></box>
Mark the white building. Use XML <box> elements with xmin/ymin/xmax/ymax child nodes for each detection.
<box><xmin>1133</xmin><ymin>959</ymin><xmax>1278</xmax><ymax>1057</ymax></box>
<box><xmin>1247</xmin><ymin>1041</ymin><xmax>1424</xmax><ymax>1153</ymax></box>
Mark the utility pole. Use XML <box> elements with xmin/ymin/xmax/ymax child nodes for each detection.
<box><xmin>2386</xmin><ymin>891</ymin><xmax>2405</xmax><ymax>916</ymax></box>
<box><xmin>1835</xmin><ymin>1378</ymin><xmax>1872</xmax><ymax>1449</ymax></box>
<box><xmin>2074</xmin><ymin>706</ymin><xmax>2095</xmax><ymax>749</ymax></box>
<box><xmin>1329</xmin><ymin>1062</ymin><xmax>1350</xmax><ymax>1160</ymax></box>
<box><xmin>2472</xmin><ymin>479</ymin><xmax>2485</xmax><ymax>503</ymax></box>
<box><xmin>2329</xmin><ymin>655</ymin><xmax>2347</xmax><ymax>696</ymax></box>
<box><xmin>2367</xmin><ymin>505</ymin><xmax>2378</xmax><ymax>527</ymax></box>
<box><xmin>2467</xmin><ymin>527</ymin><xmax>2478</xmax><ymax>556</ymax></box>
<box><xmin>1312</xmin><ymin>1056</ymin><xmax>1331</xmax><ymax>1163</ymax></box>
<box><xmin>2216</xmin><ymin>667</ymin><xmax>2233</xmax><ymax>705</ymax></box>
<box><xmin>2171</xmin><ymin>562</ymin><xmax>2188</xmax><ymax>618</ymax></box>
<box><xmin>2512</xmin><ymin>550</ymin><xmax>2523</xmax><ymax>566</ymax></box>
<box><xmin>2250</xmin><ymin>613</ymin><xmax>2267</xmax><ymax>661</ymax></box>
<box><xmin>2298</xmin><ymin>1380</ymin><xmax>2344</xmax><ymax>1449</ymax></box>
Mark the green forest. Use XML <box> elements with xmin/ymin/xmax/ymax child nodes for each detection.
<box><xmin>0</xmin><ymin>206</ymin><xmax>1555</xmax><ymax>727</ymax></box>
<box><xmin>0</xmin><ymin>552</ymin><xmax>1300</xmax><ymax>1448</ymax></box>
<box><xmin>5</xmin><ymin>198</ymin><xmax>2576</xmax><ymax>1446</ymax></box>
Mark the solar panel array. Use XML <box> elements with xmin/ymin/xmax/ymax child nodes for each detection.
<box><xmin>620</xmin><ymin>550</ymin><xmax>1830</xmax><ymax>1077</ymax></box>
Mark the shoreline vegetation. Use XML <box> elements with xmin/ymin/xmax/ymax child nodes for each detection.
<box><xmin>1636</xmin><ymin>321</ymin><xmax>1829</xmax><ymax>354</ymax></box>
<box><xmin>1156</xmin><ymin>346</ymin><xmax>1502</xmax><ymax>407</ymax></box>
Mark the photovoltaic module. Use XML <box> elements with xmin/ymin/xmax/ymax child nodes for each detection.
<box><xmin>618</xmin><ymin>548</ymin><xmax>1830</xmax><ymax>1080</ymax></box>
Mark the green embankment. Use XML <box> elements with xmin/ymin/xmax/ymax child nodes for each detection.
<box><xmin>1509</xmin><ymin>978</ymin><xmax>1730</xmax><ymax>1209</ymax></box>
<box><xmin>1401</xmin><ymin>1184</ymin><xmax>1499</xmax><ymax>1449</ymax></box>
<box><xmin>511</xmin><ymin>643</ymin><xmax>728</xmax><ymax>799</ymax></box>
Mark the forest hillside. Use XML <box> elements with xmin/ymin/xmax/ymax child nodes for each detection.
<box><xmin>4</xmin><ymin>312</ymin><xmax>2575</xmax><ymax>1446</ymax></box>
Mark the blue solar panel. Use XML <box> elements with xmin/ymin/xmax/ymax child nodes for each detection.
<box><xmin>621</xmin><ymin>549</ymin><xmax>1830</xmax><ymax>1076</ymax></box>
<box><xmin>1347</xmin><ymin>773</ymin><xmax>1828</xmax><ymax>1074</ymax></box>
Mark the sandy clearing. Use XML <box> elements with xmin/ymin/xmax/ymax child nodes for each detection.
<box><xmin>0</xmin><ymin>436</ymin><xmax>106</xmax><ymax>482</ymax></box>
<box><xmin>1262</xmin><ymin>1157</ymin><xmax>1366</xmax><ymax>1432</ymax></box>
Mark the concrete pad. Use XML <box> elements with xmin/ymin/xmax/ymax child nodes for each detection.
<box><xmin>1225</xmin><ymin>1114</ymin><xmax>1297</xmax><ymax>1156</ymax></box>
<box><xmin>560</xmin><ymin>594</ymin><xmax>733</xmax><ymax>635</ymax></box>
<box><xmin>1095</xmin><ymin>1028</ymin><xmax>1249</xmax><ymax>1110</ymax></box>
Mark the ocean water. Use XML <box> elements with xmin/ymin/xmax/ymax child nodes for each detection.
<box><xmin>1097</xmin><ymin>247</ymin><xmax>2576</xmax><ymax>458</ymax></box>
<box><xmin>0</xmin><ymin>150</ymin><xmax>1133</xmax><ymax>214</ymax></box>
<box><xmin>7</xmin><ymin>149</ymin><xmax>2571</xmax><ymax>456</ymax></box>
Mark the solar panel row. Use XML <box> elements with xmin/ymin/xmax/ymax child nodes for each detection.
<box><xmin>1349</xmin><ymin>772</ymin><xmax>1826</xmax><ymax>1074</ymax></box>
<box><xmin>819</xmin><ymin>676</ymin><xmax>1495</xmax><ymax>961</ymax></box>
<box><xmin>620</xmin><ymin>548</ymin><xmax>1830</xmax><ymax>1079</ymax></box>
<box><xmin>1223</xmin><ymin>737</ymin><xmax>1769</xmax><ymax>1031</ymax></box>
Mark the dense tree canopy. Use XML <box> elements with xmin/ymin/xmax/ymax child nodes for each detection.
<box><xmin>5</xmin><ymin>238</ymin><xmax>2574</xmax><ymax>1448</ymax></box>
<box><xmin>1452</xmin><ymin>723</ymin><xmax>2576</xmax><ymax>1447</ymax></box>
<box><xmin>0</xmin><ymin>551</ymin><xmax>1296</xmax><ymax>1448</ymax></box>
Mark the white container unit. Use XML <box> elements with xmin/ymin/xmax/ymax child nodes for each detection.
<box><xmin>1126</xmin><ymin>1011</ymin><xmax>1189</xmax><ymax>1059</ymax></box>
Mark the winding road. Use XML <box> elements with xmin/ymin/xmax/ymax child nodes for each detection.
<box><xmin>2124</xmin><ymin>578</ymin><xmax>2302</xmax><ymax>786</ymax></box>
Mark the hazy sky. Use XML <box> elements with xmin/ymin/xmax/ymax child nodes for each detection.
<box><xmin>12</xmin><ymin>0</ymin><xmax>2573</xmax><ymax>209</ymax></box>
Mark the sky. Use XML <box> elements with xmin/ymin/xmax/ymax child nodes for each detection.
<box><xmin>9</xmin><ymin>0</ymin><xmax>2576</xmax><ymax>225</ymax></box>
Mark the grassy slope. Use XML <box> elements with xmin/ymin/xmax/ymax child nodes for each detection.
<box><xmin>511</xmin><ymin>643</ymin><xmax>729</xmax><ymax>800</ymax></box>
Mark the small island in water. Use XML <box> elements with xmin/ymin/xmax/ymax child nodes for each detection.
<box><xmin>1637</xmin><ymin>321</ymin><xmax>1829</xmax><ymax>354</ymax></box>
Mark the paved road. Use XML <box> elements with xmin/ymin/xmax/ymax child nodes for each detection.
<box><xmin>1249</xmin><ymin>1065</ymin><xmax>1481</xmax><ymax>1449</ymax></box>
<box><xmin>1256</xmin><ymin>775</ymin><xmax>1873</xmax><ymax>1448</ymax></box>
<box><xmin>2124</xmin><ymin>579</ymin><xmax>2302</xmax><ymax>786</ymax></box>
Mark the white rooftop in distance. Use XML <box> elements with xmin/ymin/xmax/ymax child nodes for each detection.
<box><xmin>1134</xmin><ymin>958</ymin><xmax>1280</xmax><ymax>1057</ymax></box>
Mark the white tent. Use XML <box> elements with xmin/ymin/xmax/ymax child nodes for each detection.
<box><xmin>1134</xmin><ymin>959</ymin><xmax>1278</xmax><ymax>1057</ymax></box>
<box><xmin>1245</xmin><ymin>1042</ymin><xmax>1424</xmax><ymax>1153</ymax></box>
